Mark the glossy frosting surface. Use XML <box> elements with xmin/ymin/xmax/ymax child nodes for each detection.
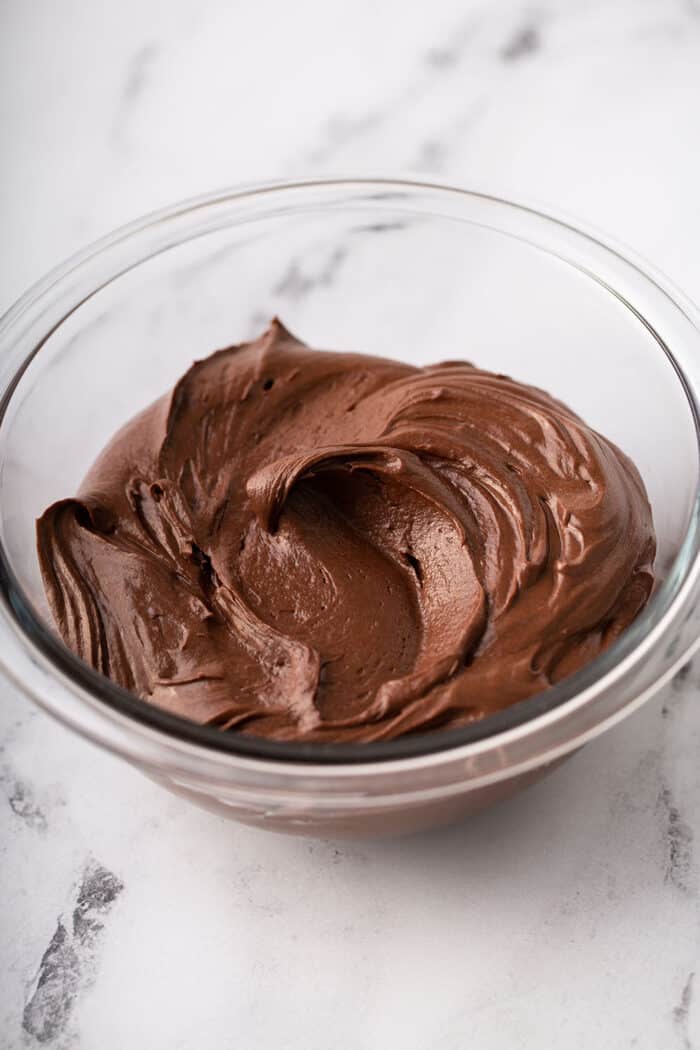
<box><xmin>37</xmin><ymin>321</ymin><xmax>655</xmax><ymax>741</ymax></box>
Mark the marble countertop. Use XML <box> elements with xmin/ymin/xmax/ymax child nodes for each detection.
<box><xmin>1</xmin><ymin>1</ymin><xmax>699</xmax><ymax>1046</ymax></box>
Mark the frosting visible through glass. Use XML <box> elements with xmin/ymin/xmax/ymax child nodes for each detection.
<box><xmin>36</xmin><ymin>320</ymin><xmax>656</xmax><ymax>741</ymax></box>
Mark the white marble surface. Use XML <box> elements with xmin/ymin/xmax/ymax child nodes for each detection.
<box><xmin>1</xmin><ymin>1</ymin><xmax>700</xmax><ymax>1046</ymax></box>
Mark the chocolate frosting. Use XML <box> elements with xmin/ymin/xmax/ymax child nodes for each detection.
<box><xmin>37</xmin><ymin>320</ymin><xmax>655</xmax><ymax>742</ymax></box>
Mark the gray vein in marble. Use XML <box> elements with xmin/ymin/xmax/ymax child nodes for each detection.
<box><xmin>414</xmin><ymin>139</ymin><xmax>449</xmax><ymax>173</ymax></box>
<box><xmin>122</xmin><ymin>43</ymin><xmax>159</xmax><ymax>105</ymax></box>
<box><xmin>298</xmin><ymin>12</ymin><xmax>483</xmax><ymax>168</ymax></box>
<box><xmin>0</xmin><ymin>707</ymin><xmax>39</xmax><ymax>748</ymax></box>
<box><xmin>673</xmin><ymin>971</ymin><xmax>695</xmax><ymax>1050</ymax></box>
<box><xmin>246</xmin><ymin>241</ymin><xmax>351</xmax><ymax>333</ymax></box>
<box><xmin>355</xmin><ymin>221</ymin><xmax>407</xmax><ymax>234</ymax></box>
<box><xmin>305</xmin><ymin>113</ymin><xmax>386</xmax><ymax>166</ymax></box>
<box><xmin>672</xmin><ymin>661</ymin><xmax>694</xmax><ymax>693</ymax></box>
<box><xmin>423</xmin><ymin>15</ymin><xmax>482</xmax><ymax>70</ymax></box>
<box><xmin>249</xmin><ymin>218</ymin><xmax>412</xmax><ymax>331</ymax></box>
<box><xmin>111</xmin><ymin>43</ymin><xmax>159</xmax><ymax>149</ymax></box>
<box><xmin>298</xmin><ymin>7</ymin><xmax>549</xmax><ymax>176</ymax></box>
<box><xmin>235</xmin><ymin>863</ymin><xmax>283</xmax><ymax>918</ymax></box>
<box><xmin>272</xmin><ymin>245</ymin><xmax>347</xmax><ymax>300</ymax></box>
<box><xmin>22</xmin><ymin>860</ymin><xmax>124</xmax><ymax>1046</ymax></box>
<box><xmin>658</xmin><ymin>785</ymin><xmax>695</xmax><ymax>894</ymax></box>
<box><xmin>305</xmin><ymin>839</ymin><xmax>369</xmax><ymax>867</ymax></box>
<box><xmin>411</xmin><ymin>97</ymin><xmax>489</xmax><ymax>173</ymax></box>
<box><xmin>23</xmin><ymin>922</ymin><xmax>80</xmax><ymax>1046</ymax></box>
<box><xmin>663</xmin><ymin>660</ymin><xmax>695</xmax><ymax>716</ymax></box>
<box><xmin>6</xmin><ymin>778</ymin><xmax>47</xmax><ymax>832</ymax></box>
<box><xmin>168</xmin><ymin>233</ymin><xmax>265</xmax><ymax>291</ymax></box>
<box><xmin>500</xmin><ymin>20</ymin><xmax>541</xmax><ymax>62</ymax></box>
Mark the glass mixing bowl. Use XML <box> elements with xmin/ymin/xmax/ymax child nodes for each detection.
<box><xmin>1</xmin><ymin>178</ymin><xmax>699</xmax><ymax>838</ymax></box>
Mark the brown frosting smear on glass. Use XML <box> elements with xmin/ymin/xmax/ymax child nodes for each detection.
<box><xmin>37</xmin><ymin>320</ymin><xmax>655</xmax><ymax>742</ymax></box>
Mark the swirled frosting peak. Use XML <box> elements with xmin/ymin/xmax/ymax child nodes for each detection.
<box><xmin>37</xmin><ymin>320</ymin><xmax>655</xmax><ymax>742</ymax></box>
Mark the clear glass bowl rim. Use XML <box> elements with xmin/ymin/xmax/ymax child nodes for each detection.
<box><xmin>1</xmin><ymin>177</ymin><xmax>699</xmax><ymax>789</ymax></box>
